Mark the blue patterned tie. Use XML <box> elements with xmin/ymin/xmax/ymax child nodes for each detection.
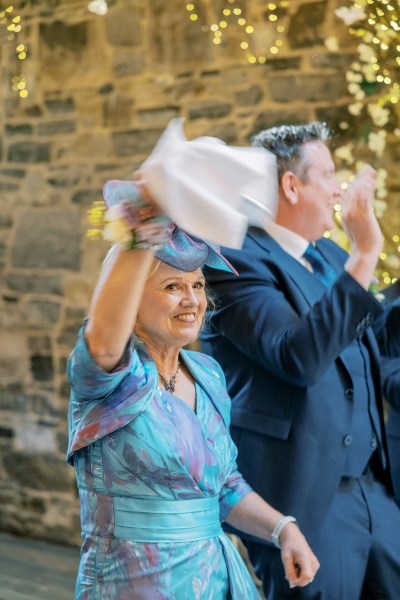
<box><xmin>303</xmin><ymin>244</ymin><xmax>336</xmax><ymax>286</ymax></box>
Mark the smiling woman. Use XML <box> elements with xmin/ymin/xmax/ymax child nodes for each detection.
<box><xmin>66</xmin><ymin>179</ymin><xmax>319</xmax><ymax>599</ymax></box>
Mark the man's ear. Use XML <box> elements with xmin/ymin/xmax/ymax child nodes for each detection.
<box><xmin>281</xmin><ymin>171</ymin><xmax>300</xmax><ymax>205</ymax></box>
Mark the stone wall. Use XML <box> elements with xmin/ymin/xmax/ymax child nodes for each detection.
<box><xmin>0</xmin><ymin>0</ymin><xmax>399</xmax><ymax>544</ymax></box>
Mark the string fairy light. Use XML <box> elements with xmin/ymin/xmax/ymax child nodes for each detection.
<box><xmin>88</xmin><ymin>0</ymin><xmax>108</xmax><ymax>15</ymax></box>
<box><xmin>0</xmin><ymin>4</ymin><xmax>29</xmax><ymax>98</ymax></box>
<box><xmin>334</xmin><ymin>0</ymin><xmax>400</xmax><ymax>283</ymax></box>
<box><xmin>185</xmin><ymin>0</ymin><xmax>289</xmax><ymax>64</ymax></box>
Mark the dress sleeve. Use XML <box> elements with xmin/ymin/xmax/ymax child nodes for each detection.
<box><xmin>218</xmin><ymin>430</ymin><xmax>253</xmax><ymax>521</ymax></box>
<box><xmin>219</xmin><ymin>463</ymin><xmax>252</xmax><ymax>521</ymax></box>
<box><xmin>67</xmin><ymin>321</ymin><xmax>137</xmax><ymax>401</ymax></box>
<box><xmin>67</xmin><ymin>322</ymin><xmax>158</xmax><ymax>463</ymax></box>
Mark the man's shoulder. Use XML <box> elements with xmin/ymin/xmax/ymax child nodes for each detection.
<box><xmin>221</xmin><ymin>227</ymin><xmax>278</xmax><ymax>261</ymax></box>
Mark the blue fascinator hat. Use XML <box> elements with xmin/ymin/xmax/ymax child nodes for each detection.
<box><xmin>156</xmin><ymin>224</ymin><xmax>238</xmax><ymax>275</ymax></box>
<box><xmin>102</xmin><ymin>179</ymin><xmax>238</xmax><ymax>275</ymax></box>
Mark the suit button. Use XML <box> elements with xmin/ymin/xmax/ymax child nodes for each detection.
<box><xmin>356</xmin><ymin>323</ymin><xmax>363</xmax><ymax>336</ymax></box>
<box><xmin>370</xmin><ymin>437</ymin><xmax>378</xmax><ymax>449</ymax></box>
<box><xmin>365</xmin><ymin>312</ymin><xmax>374</xmax><ymax>325</ymax></box>
<box><xmin>343</xmin><ymin>435</ymin><xmax>353</xmax><ymax>446</ymax></box>
<box><xmin>345</xmin><ymin>388</ymin><xmax>354</xmax><ymax>399</ymax></box>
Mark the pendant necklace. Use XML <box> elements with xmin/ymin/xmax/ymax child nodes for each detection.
<box><xmin>159</xmin><ymin>361</ymin><xmax>180</xmax><ymax>393</ymax></box>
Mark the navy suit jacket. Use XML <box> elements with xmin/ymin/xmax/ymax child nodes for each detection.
<box><xmin>381</xmin><ymin>355</ymin><xmax>400</xmax><ymax>500</ymax></box>
<box><xmin>201</xmin><ymin>227</ymin><xmax>397</xmax><ymax>544</ymax></box>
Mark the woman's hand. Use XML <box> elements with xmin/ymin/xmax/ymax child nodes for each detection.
<box><xmin>279</xmin><ymin>522</ymin><xmax>320</xmax><ymax>589</ymax></box>
<box><xmin>225</xmin><ymin>491</ymin><xmax>319</xmax><ymax>589</ymax></box>
<box><xmin>133</xmin><ymin>170</ymin><xmax>160</xmax><ymax>209</ymax></box>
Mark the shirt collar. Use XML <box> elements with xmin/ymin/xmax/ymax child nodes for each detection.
<box><xmin>264</xmin><ymin>221</ymin><xmax>309</xmax><ymax>262</ymax></box>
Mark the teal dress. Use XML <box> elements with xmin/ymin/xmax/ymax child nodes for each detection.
<box><xmin>67</xmin><ymin>324</ymin><xmax>260</xmax><ymax>599</ymax></box>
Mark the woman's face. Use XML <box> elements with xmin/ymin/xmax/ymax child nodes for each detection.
<box><xmin>136</xmin><ymin>262</ymin><xmax>207</xmax><ymax>350</ymax></box>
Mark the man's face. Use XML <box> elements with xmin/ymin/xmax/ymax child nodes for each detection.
<box><xmin>295</xmin><ymin>141</ymin><xmax>342</xmax><ymax>238</ymax></box>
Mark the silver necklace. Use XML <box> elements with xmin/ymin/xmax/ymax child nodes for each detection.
<box><xmin>159</xmin><ymin>361</ymin><xmax>180</xmax><ymax>393</ymax></box>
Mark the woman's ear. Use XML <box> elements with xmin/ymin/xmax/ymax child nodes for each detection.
<box><xmin>281</xmin><ymin>171</ymin><xmax>300</xmax><ymax>205</ymax></box>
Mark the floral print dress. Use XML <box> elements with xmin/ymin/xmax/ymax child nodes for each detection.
<box><xmin>67</xmin><ymin>324</ymin><xmax>260</xmax><ymax>599</ymax></box>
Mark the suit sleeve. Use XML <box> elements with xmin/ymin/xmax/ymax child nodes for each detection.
<box><xmin>373</xmin><ymin>298</ymin><xmax>400</xmax><ymax>358</ymax></box>
<box><xmin>205</xmin><ymin>243</ymin><xmax>384</xmax><ymax>387</ymax></box>
<box><xmin>381</xmin><ymin>355</ymin><xmax>400</xmax><ymax>411</ymax></box>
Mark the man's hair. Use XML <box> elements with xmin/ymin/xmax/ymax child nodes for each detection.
<box><xmin>251</xmin><ymin>122</ymin><xmax>331</xmax><ymax>182</ymax></box>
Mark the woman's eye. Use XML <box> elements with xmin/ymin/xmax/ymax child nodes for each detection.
<box><xmin>166</xmin><ymin>283</ymin><xmax>178</xmax><ymax>291</ymax></box>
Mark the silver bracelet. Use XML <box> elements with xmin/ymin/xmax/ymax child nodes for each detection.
<box><xmin>271</xmin><ymin>515</ymin><xmax>297</xmax><ymax>549</ymax></box>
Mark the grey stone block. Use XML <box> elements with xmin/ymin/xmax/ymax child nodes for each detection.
<box><xmin>106</xmin><ymin>8</ymin><xmax>142</xmax><ymax>47</ymax></box>
<box><xmin>287</xmin><ymin>2</ymin><xmax>326</xmax><ymax>49</ymax></box>
<box><xmin>45</xmin><ymin>97</ymin><xmax>75</xmax><ymax>113</ymax></box>
<box><xmin>8</xmin><ymin>141</ymin><xmax>51</xmax><ymax>163</ymax></box>
<box><xmin>6</xmin><ymin>124</ymin><xmax>33</xmax><ymax>136</ymax></box>
<box><xmin>188</xmin><ymin>102</ymin><xmax>233</xmax><ymax>121</ymax></box>
<box><xmin>112</xmin><ymin>128</ymin><xmax>163</xmax><ymax>157</ymax></box>
<box><xmin>269</xmin><ymin>74</ymin><xmax>347</xmax><ymax>103</ymax></box>
<box><xmin>6</xmin><ymin>273</ymin><xmax>63</xmax><ymax>294</ymax></box>
<box><xmin>30</xmin><ymin>355</ymin><xmax>54</xmax><ymax>382</ymax></box>
<box><xmin>11</xmin><ymin>210</ymin><xmax>81</xmax><ymax>270</ymax></box>
<box><xmin>38</xmin><ymin>120</ymin><xmax>76</xmax><ymax>136</ymax></box>
<box><xmin>40</xmin><ymin>21</ymin><xmax>88</xmax><ymax>53</ymax></box>
<box><xmin>24</xmin><ymin>301</ymin><xmax>61</xmax><ymax>327</ymax></box>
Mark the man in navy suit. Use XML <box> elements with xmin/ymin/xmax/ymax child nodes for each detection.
<box><xmin>200</xmin><ymin>123</ymin><xmax>400</xmax><ymax>599</ymax></box>
<box><xmin>381</xmin><ymin>355</ymin><xmax>400</xmax><ymax>505</ymax></box>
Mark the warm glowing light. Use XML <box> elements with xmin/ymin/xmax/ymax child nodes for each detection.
<box><xmin>1</xmin><ymin>5</ymin><xmax>29</xmax><ymax>98</ymax></box>
<box><xmin>186</xmin><ymin>1</ymin><xmax>287</xmax><ymax>63</ymax></box>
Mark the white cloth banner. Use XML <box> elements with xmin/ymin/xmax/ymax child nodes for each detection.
<box><xmin>141</xmin><ymin>118</ymin><xmax>278</xmax><ymax>249</ymax></box>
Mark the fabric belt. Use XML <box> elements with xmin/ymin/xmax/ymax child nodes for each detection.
<box><xmin>113</xmin><ymin>495</ymin><xmax>222</xmax><ymax>542</ymax></box>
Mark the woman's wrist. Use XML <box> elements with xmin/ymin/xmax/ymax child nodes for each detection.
<box><xmin>103</xmin><ymin>200</ymin><xmax>170</xmax><ymax>251</ymax></box>
<box><xmin>271</xmin><ymin>515</ymin><xmax>297</xmax><ymax>549</ymax></box>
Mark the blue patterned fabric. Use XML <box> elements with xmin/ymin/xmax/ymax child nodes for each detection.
<box><xmin>67</xmin><ymin>324</ymin><xmax>259</xmax><ymax>599</ymax></box>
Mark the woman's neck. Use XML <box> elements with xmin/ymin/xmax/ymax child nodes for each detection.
<box><xmin>136</xmin><ymin>332</ymin><xmax>181</xmax><ymax>379</ymax></box>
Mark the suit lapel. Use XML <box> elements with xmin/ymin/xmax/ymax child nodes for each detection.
<box><xmin>248</xmin><ymin>227</ymin><xmax>328</xmax><ymax>308</ymax></box>
<box><xmin>247</xmin><ymin>228</ymin><xmax>380</xmax><ymax>385</ymax></box>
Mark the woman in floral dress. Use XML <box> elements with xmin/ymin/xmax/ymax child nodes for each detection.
<box><xmin>67</xmin><ymin>181</ymin><xmax>319</xmax><ymax>599</ymax></box>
